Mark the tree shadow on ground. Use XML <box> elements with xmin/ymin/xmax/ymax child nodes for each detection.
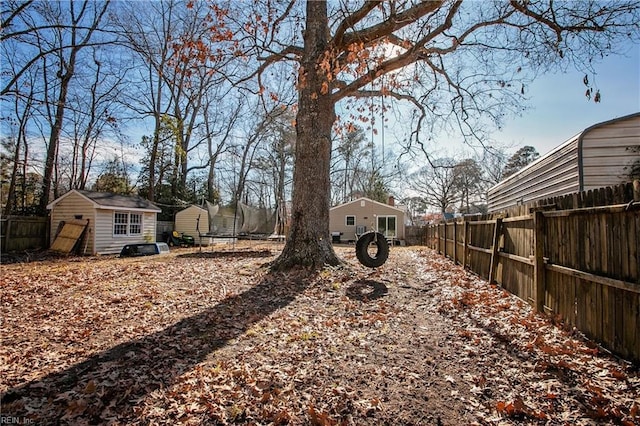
<box><xmin>345</xmin><ymin>279</ymin><xmax>388</xmax><ymax>302</ymax></box>
<box><xmin>1</xmin><ymin>270</ymin><xmax>316</xmax><ymax>423</ymax></box>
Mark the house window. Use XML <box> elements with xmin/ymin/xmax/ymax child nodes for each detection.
<box><xmin>346</xmin><ymin>215</ymin><xmax>355</xmax><ymax>226</ymax></box>
<box><xmin>376</xmin><ymin>215</ymin><xmax>397</xmax><ymax>238</ymax></box>
<box><xmin>114</xmin><ymin>212</ymin><xmax>142</xmax><ymax>236</ymax></box>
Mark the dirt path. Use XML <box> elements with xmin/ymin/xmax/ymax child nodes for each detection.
<box><xmin>1</xmin><ymin>245</ymin><xmax>638</xmax><ymax>425</ymax></box>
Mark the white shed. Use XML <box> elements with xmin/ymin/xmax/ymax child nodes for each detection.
<box><xmin>46</xmin><ymin>189</ymin><xmax>161</xmax><ymax>255</ymax></box>
<box><xmin>174</xmin><ymin>205</ymin><xmax>210</xmax><ymax>245</ymax></box>
<box><xmin>488</xmin><ymin>112</ymin><xmax>640</xmax><ymax>212</ymax></box>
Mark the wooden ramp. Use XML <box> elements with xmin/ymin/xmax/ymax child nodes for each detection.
<box><xmin>50</xmin><ymin>219</ymin><xmax>89</xmax><ymax>253</ymax></box>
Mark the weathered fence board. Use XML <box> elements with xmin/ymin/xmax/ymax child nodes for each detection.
<box><xmin>1</xmin><ymin>216</ymin><xmax>49</xmax><ymax>253</ymax></box>
<box><xmin>423</xmin><ymin>180</ymin><xmax>640</xmax><ymax>362</ymax></box>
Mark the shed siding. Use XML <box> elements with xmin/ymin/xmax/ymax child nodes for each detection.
<box><xmin>488</xmin><ymin>113</ymin><xmax>640</xmax><ymax>212</ymax></box>
<box><xmin>143</xmin><ymin>212</ymin><xmax>156</xmax><ymax>243</ymax></box>
<box><xmin>94</xmin><ymin>209</ymin><xmax>157</xmax><ymax>255</ymax></box>
<box><xmin>49</xmin><ymin>192</ymin><xmax>96</xmax><ymax>255</ymax></box>
<box><xmin>329</xmin><ymin>198</ymin><xmax>405</xmax><ymax>242</ymax></box>
<box><xmin>175</xmin><ymin>205</ymin><xmax>209</xmax><ymax>244</ymax></box>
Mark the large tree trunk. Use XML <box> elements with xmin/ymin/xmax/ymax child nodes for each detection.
<box><xmin>271</xmin><ymin>0</ymin><xmax>342</xmax><ymax>270</ymax></box>
<box><xmin>39</xmin><ymin>70</ymin><xmax>72</xmax><ymax>214</ymax></box>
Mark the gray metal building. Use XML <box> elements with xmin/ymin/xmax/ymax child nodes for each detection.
<box><xmin>488</xmin><ymin>112</ymin><xmax>640</xmax><ymax>212</ymax></box>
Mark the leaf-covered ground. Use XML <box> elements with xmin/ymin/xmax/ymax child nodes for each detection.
<box><xmin>1</xmin><ymin>244</ymin><xmax>638</xmax><ymax>425</ymax></box>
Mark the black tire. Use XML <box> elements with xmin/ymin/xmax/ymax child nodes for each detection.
<box><xmin>355</xmin><ymin>232</ymin><xmax>389</xmax><ymax>268</ymax></box>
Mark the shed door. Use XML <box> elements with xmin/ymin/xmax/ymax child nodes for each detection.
<box><xmin>50</xmin><ymin>219</ymin><xmax>89</xmax><ymax>253</ymax></box>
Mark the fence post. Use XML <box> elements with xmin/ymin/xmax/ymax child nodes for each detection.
<box><xmin>453</xmin><ymin>221</ymin><xmax>458</xmax><ymax>265</ymax></box>
<box><xmin>634</xmin><ymin>179</ymin><xmax>640</xmax><ymax>202</ymax></box>
<box><xmin>442</xmin><ymin>223</ymin><xmax>447</xmax><ymax>258</ymax></box>
<box><xmin>437</xmin><ymin>223</ymin><xmax>441</xmax><ymax>254</ymax></box>
<box><xmin>429</xmin><ymin>226</ymin><xmax>433</xmax><ymax>248</ymax></box>
<box><xmin>533</xmin><ymin>210</ymin><xmax>546</xmax><ymax>312</ymax></box>
<box><xmin>463</xmin><ymin>220</ymin><xmax>469</xmax><ymax>270</ymax></box>
<box><xmin>488</xmin><ymin>217</ymin><xmax>502</xmax><ymax>284</ymax></box>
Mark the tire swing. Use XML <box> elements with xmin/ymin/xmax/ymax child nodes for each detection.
<box><xmin>355</xmin><ymin>231</ymin><xmax>389</xmax><ymax>268</ymax></box>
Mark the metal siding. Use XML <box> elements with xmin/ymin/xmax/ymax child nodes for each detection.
<box><xmin>488</xmin><ymin>113</ymin><xmax>640</xmax><ymax>211</ymax></box>
<box><xmin>488</xmin><ymin>139</ymin><xmax>580</xmax><ymax>211</ymax></box>
<box><xmin>581</xmin><ymin>116</ymin><xmax>640</xmax><ymax>189</ymax></box>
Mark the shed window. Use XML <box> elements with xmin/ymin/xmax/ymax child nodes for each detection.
<box><xmin>129</xmin><ymin>213</ymin><xmax>142</xmax><ymax>234</ymax></box>
<box><xmin>114</xmin><ymin>212</ymin><xmax>142</xmax><ymax>236</ymax></box>
<box><xmin>346</xmin><ymin>215</ymin><xmax>355</xmax><ymax>226</ymax></box>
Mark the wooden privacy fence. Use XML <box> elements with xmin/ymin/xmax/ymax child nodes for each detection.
<box><xmin>1</xmin><ymin>216</ymin><xmax>49</xmax><ymax>253</ymax></box>
<box><xmin>425</xmin><ymin>181</ymin><xmax>640</xmax><ymax>362</ymax></box>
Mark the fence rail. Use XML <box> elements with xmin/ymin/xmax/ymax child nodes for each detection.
<box><xmin>425</xmin><ymin>180</ymin><xmax>640</xmax><ymax>363</ymax></box>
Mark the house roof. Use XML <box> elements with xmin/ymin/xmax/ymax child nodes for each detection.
<box><xmin>330</xmin><ymin>197</ymin><xmax>405</xmax><ymax>213</ymax></box>
<box><xmin>47</xmin><ymin>189</ymin><xmax>161</xmax><ymax>212</ymax></box>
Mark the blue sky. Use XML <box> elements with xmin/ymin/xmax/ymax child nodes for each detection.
<box><xmin>492</xmin><ymin>46</ymin><xmax>640</xmax><ymax>157</ymax></box>
<box><xmin>370</xmin><ymin>44</ymin><xmax>639</xmax><ymax>165</ymax></box>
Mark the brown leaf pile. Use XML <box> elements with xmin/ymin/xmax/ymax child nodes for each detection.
<box><xmin>1</xmin><ymin>244</ymin><xmax>638</xmax><ymax>425</ymax></box>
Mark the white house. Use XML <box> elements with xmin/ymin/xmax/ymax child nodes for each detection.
<box><xmin>329</xmin><ymin>197</ymin><xmax>406</xmax><ymax>244</ymax></box>
<box><xmin>488</xmin><ymin>112</ymin><xmax>640</xmax><ymax>211</ymax></box>
<box><xmin>47</xmin><ymin>189</ymin><xmax>161</xmax><ymax>255</ymax></box>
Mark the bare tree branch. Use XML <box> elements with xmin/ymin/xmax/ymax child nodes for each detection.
<box><xmin>332</xmin><ymin>0</ymin><xmax>382</xmax><ymax>49</ymax></box>
<box><xmin>335</xmin><ymin>1</ymin><xmax>445</xmax><ymax>50</ymax></box>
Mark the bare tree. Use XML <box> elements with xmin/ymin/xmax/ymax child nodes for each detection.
<box><xmin>331</xmin><ymin>125</ymin><xmax>371</xmax><ymax>204</ymax></box>
<box><xmin>453</xmin><ymin>158</ymin><xmax>485</xmax><ymax>214</ymax></box>
<box><xmin>201</xmin><ymin>93</ymin><xmax>243</xmax><ymax>203</ymax></box>
<box><xmin>62</xmin><ymin>49</ymin><xmax>127</xmax><ymax>190</ymax></box>
<box><xmin>112</xmin><ymin>0</ymin><xmax>179</xmax><ymax>202</ymax></box>
<box><xmin>37</xmin><ymin>1</ymin><xmax>111</xmax><ymax>212</ymax></box>
<box><xmin>2</xmin><ymin>1</ymin><xmax>123</xmax><ymax>212</ymax></box>
<box><xmin>114</xmin><ymin>0</ymin><xmax>236</xmax><ymax>202</ymax></box>
<box><xmin>410</xmin><ymin>158</ymin><xmax>460</xmax><ymax>214</ymax></box>
<box><xmin>255</xmin><ymin>108</ymin><xmax>296</xmax><ymax>209</ymax></box>
<box><xmin>1</xmin><ymin>68</ymin><xmax>37</xmax><ymax>216</ymax></box>
<box><xmin>229</xmin><ymin>104</ymin><xmax>283</xmax><ymax>207</ymax></box>
<box><xmin>480</xmin><ymin>146</ymin><xmax>509</xmax><ymax>187</ymax></box>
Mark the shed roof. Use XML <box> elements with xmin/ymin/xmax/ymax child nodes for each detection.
<box><xmin>175</xmin><ymin>204</ymin><xmax>207</xmax><ymax>215</ymax></box>
<box><xmin>47</xmin><ymin>189</ymin><xmax>161</xmax><ymax>212</ymax></box>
